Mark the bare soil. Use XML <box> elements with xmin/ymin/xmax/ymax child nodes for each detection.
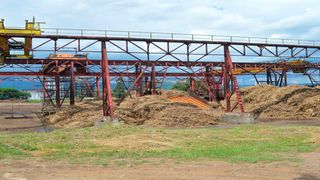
<box><xmin>0</xmin><ymin>153</ymin><xmax>319</xmax><ymax>180</ymax></box>
<box><xmin>0</xmin><ymin>102</ymin><xmax>48</xmax><ymax>133</ymax></box>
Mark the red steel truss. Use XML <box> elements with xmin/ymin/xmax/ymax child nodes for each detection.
<box><xmin>1</xmin><ymin>30</ymin><xmax>320</xmax><ymax>119</ymax></box>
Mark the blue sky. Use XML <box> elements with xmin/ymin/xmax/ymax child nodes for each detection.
<box><xmin>2</xmin><ymin>0</ymin><xmax>320</xmax><ymax>40</ymax></box>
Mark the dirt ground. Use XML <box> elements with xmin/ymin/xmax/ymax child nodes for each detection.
<box><xmin>0</xmin><ymin>152</ymin><xmax>319</xmax><ymax>180</ymax></box>
<box><xmin>0</xmin><ymin>102</ymin><xmax>50</xmax><ymax>133</ymax></box>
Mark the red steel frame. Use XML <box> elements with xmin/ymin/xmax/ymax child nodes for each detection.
<box><xmin>1</xmin><ymin>33</ymin><xmax>320</xmax><ymax>118</ymax></box>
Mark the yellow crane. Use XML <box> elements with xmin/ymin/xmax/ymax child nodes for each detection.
<box><xmin>0</xmin><ymin>18</ymin><xmax>42</xmax><ymax>64</ymax></box>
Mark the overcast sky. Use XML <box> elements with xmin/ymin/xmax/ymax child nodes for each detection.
<box><xmin>2</xmin><ymin>0</ymin><xmax>320</xmax><ymax>40</ymax></box>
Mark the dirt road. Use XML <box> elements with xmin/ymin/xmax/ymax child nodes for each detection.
<box><xmin>1</xmin><ymin>153</ymin><xmax>319</xmax><ymax>180</ymax></box>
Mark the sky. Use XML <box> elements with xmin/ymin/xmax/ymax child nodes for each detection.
<box><xmin>1</xmin><ymin>0</ymin><xmax>320</xmax><ymax>40</ymax></box>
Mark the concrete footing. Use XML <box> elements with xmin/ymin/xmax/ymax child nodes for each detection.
<box><xmin>221</xmin><ymin>113</ymin><xmax>256</xmax><ymax>124</ymax></box>
<box><xmin>94</xmin><ymin>117</ymin><xmax>120</xmax><ymax>127</ymax></box>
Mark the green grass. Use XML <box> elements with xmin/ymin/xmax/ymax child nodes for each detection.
<box><xmin>0</xmin><ymin>124</ymin><xmax>319</xmax><ymax>165</ymax></box>
<box><xmin>25</xmin><ymin>99</ymin><xmax>43</xmax><ymax>103</ymax></box>
<box><xmin>0</xmin><ymin>143</ymin><xmax>27</xmax><ymax>159</ymax></box>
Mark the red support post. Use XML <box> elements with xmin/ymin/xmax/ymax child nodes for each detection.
<box><xmin>266</xmin><ymin>68</ymin><xmax>272</xmax><ymax>85</ymax></box>
<box><xmin>205</xmin><ymin>66</ymin><xmax>215</xmax><ymax>101</ymax></box>
<box><xmin>216</xmin><ymin>75</ymin><xmax>223</xmax><ymax>100</ymax></box>
<box><xmin>284</xmin><ymin>63</ymin><xmax>288</xmax><ymax>86</ymax></box>
<box><xmin>223</xmin><ymin>63</ymin><xmax>231</xmax><ymax>112</ymax></box>
<box><xmin>55</xmin><ymin>73</ymin><xmax>61</xmax><ymax>108</ymax></box>
<box><xmin>101</xmin><ymin>41</ymin><xmax>115</xmax><ymax>118</ymax></box>
<box><xmin>189</xmin><ymin>77</ymin><xmax>195</xmax><ymax>93</ymax></box>
<box><xmin>151</xmin><ymin>63</ymin><xmax>156</xmax><ymax>94</ymax></box>
<box><xmin>145</xmin><ymin>76</ymin><xmax>149</xmax><ymax>91</ymax></box>
<box><xmin>43</xmin><ymin>76</ymin><xmax>46</xmax><ymax>100</ymax></box>
<box><xmin>135</xmin><ymin>64</ymin><xmax>143</xmax><ymax>96</ymax></box>
<box><xmin>55</xmin><ymin>61</ymin><xmax>61</xmax><ymax>108</ymax></box>
<box><xmin>70</xmin><ymin>61</ymin><xmax>75</xmax><ymax>105</ymax></box>
<box><xmin>96</xmin><ymin>76</ymin><xmax>100</xmax><ymax>98</ymax></box>
<box><xmin>224</xmin><ymin>45</ymin><xmax>244</xmax><ymax>113</ymax></box>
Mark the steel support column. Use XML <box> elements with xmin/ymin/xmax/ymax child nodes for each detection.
<box><xmin>55</xmin><ymin>60</ymin><xmax>61</xmax><ymax>108</ymax></box>
<box><xmin>144</xmin><ymin>76</ymin><xmax>149</xmax><ymax>92</ymax></box>
<box><xmin>283</xmin><ymin>63</ymin><xmax>288</xmax><ymax>86</ymax></box>
<box><xmin>70</xmin><ymin>61</ymin><xmax>75</xmax><ymax>105</ymax></box>
<box><xmin>151</xmin><ymin>63</ymin><xmax>156</xmax><ymax>94</ymax></box>
<box><xmin>205</xmin><ymin>65</ymin><xmax>215</xmax><ymax>101</ymax></box>
<box><xmin>101</xmin><ymin>41</ymin><xmax>114</xmax><ymax>118</ymax></box>
<box><xmin>223</xmin><ymin>48</ymin><xmax>231</xmax><ymax>112</ymax></box>
<box><xmin>267</xmin><ymin>68</ymin><xmax>272</xmax><ymax>85</ymax></box>
<box><xmin>43</xmin><ymin>76</ymin><xmax>46</xmax><ymax>101</ymax></box>
<box><xmin>224</xmin><ymin>45</ymin><xmax>244</xmax><ymax>112</ymax></box>
<box><xmin>223</xmin><ymin>63</ymin><xmax>231</xmax><ymax>112</ymax></box>
<box><xmin>95</xmin><ymin>76</ymin><xmax>100</xmax><ymax>98</ymax></box>
<box><xmin>189</xmin><ymin>77</ymin><xmax>195</xmax><ymax>93</ymax></box>
<box><xmin>55</xmin><ymin>73</ymin><xmax>61</xmax><ymax>108</ymax></box>
<box><xmin>135</xmin><ymin>64</ymin><xmax>143</xmax><ymax>96</ymax></box>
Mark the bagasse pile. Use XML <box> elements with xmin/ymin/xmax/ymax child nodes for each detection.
<box><xmin>44</xmin><ymin>91</ymin><xmax>220</xmax><ymax>128</ymax></box>
<box><xmin>231</xmin><ymin>85</ymin><xmax>320</xmax><ymax>120</ymax></box>
<box><xmin>43</xmin><ymin>85</ymin><xmax>320</xmax><ymax>129</ymax></box>
<box><xmin>43</xmin><ymin>100</ymin><xmax>102</xmax><ymax>128</ymax></box>
<box><xmin>116</xmin><ymin>91</ymin><xmax>220</xmax><ymax>128</ymax></box>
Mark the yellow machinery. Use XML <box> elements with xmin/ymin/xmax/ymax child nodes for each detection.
<box><xmin>0</xmin><ymin>18</ymin><xmax>42</xmax><ymax>64</ymax></box>
<box><xmin>217</xmin><ymin>59</ymin><xmax>309</xmax><ymax>75</ymax></box>
<box><xmin>210</xmin><ymin>67</ymin><xmax>279</xmax><ymax>75</ymax></box>
<box><xmin>287</xmin><ymin>59</ymin><xmax>309</xmax><ymax>73</ymax></box>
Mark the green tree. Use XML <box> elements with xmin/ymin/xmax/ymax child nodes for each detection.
<box><xmin>0</xmin><ymin>88</ymin><xmax>31</xmax><ymax>100</ymax></box>
<box><xmin>171</xmin><ymin>79</ymin><xmax>209</xmax><ymax>95</ymax></box>
<box><xmin>112</xmin><ymin>79</ymin><xmax>126</xmax><ymax>99</ymax></box>
<box><xmin>172</xmin><ymin>80</ymin><xmax>190</xmax><ymax>91</ymax></box>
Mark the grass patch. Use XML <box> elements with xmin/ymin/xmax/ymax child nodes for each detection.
<box><xmin>0</xmin><ymin>142</ymin><xmax>27</xmax><ymax>159</ymax></box>
<box><xmin>25</xmin><ymin>99</ymin><xmax>42</xmax><ymax>103</ymax></box>
<box><xmin>0</xmin><ymin>124</ymin><xmax>319</xmax><ymax>165</ymax></box>
<box><xmin>18</xmin><ymin>143</ymin><xmax>38</xmax><ymax>151</ymax></box>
